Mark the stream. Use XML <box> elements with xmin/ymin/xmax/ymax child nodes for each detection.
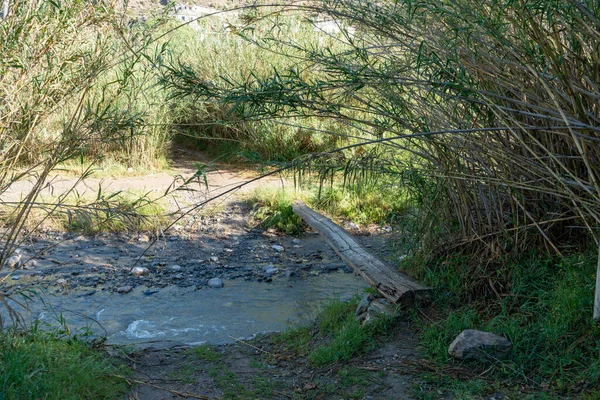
<box><xmin>13</xmin><ymin>272</ymin><xmax>367</xmax><ymax>348</ymax></box>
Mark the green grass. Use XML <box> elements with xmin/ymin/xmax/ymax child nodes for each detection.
<box><xmin>248</xmin><ymin>188</ymin><xmax>305</xmax><ymax>235</ymax></box>
<box><xmin>0</xmin><ymin>327</ymin><xmax>129</xmax><ymax>400</ymax></box>
<box><xmin>248</xmin><ymin>181</ymin><xmax>411</xmax><ymax>235</ymax></box>
<box><xmin>191</xmin><ymin>344</ymin><xmax>222</xmax><ymax>363</ymax></box>
<box><xmin>309</xmin><ymin>184</ymin><xmax>410</xmax><ymax>227</ymax></box>
<box><xmin>412</xmin><ymin>250</ymin><xmax>600</xmax><ymax>395</ymax></box>
<box><xmin>206</xmin><ymin>357</ymin><xmax>280</xmax><ymax>399</ymax></box>
<box><xmin>276</xmin><ymin>297</ymin><xmax>395</xmax><ymax>368</ymax></box>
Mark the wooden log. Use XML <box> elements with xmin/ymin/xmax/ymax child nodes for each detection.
<box><xmin>292</xmin><ymin>201</ymin><xmax>431</xmax><ymax>306</ymax></box>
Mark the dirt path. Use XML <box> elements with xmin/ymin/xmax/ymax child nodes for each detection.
<box><xmin>2</xmin><ymin>147</ymin><xmax>286</xmax><ymax>212</ymax></box>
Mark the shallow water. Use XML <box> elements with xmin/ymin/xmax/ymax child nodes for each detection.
<box><xmin>16</xmin><ymin>272</ymin><xmax>366</xmax><ymax>347</ymax></box>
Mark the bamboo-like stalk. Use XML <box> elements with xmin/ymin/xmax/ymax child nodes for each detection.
<box><xmin>594</xmin><ymin>246</ymin><xmax>600</xmax><ymax>319</ymax></box>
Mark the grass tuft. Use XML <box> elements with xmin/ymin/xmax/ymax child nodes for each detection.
<box><xmin>0</xmin><ymin>327</ymin><xmax>129</xmax><ymax>400</ymax></box>
<box><xmin>248</xmin><ymin>188</ymin><xmax>304</xmax><ymax>235</ymax></box>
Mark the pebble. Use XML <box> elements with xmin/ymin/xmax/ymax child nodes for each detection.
<box><xmin>23</xmin><ymin>260</ymin><xmax>37</xmax><ymax>270</ymax></box>
<box><xmin>209</xmin><ymin>256</ymin><xmax>219</xmax><ymax>263</ymax></box>
<box><xmin>11</xmin><ymin>275</ymin><xmax>20</xmax><ymax>280</ymax></box>
<box><xmin>117</xmin><ymin>285</ymin><xmax>133</xmax><ymax>294</ymax></box>
<box><xmin>6</xmin><ymin>254</ymin><xmax>22</xmax><ymax>269</ymax></box>
<box><xmin>131</xmin><ymin>267</ymin><xmax>150</xmax><ymax>277</ymax></box>
<box><xmin>207</xmin><ymin>278</ymin><xmax>223</xmax><ymax>288</ymax></box>
<box><xmin>138</xmin><ymin>234</ymin><xmax>150</xmax><ymax>243</ymax></box>
<box><xmin>265</xmin><ymin>267</ymin><xmax>279</xmax><ymax>275</ymax></box>
<box><xmin>271</xmin><ymin>244</ymin><xmax>285</xmax><ymax>253</ymax></box>
<box><xmin>56</xmin><ymin>278</ymin><xmax>68</xmax><ymax>285</ymax></box>
<box><xmin>170</xmin><ymin>265</ymin><xmax>182</xmax><ymax>271</ymax></box>
<box><xmin>174</xmin><ymin>274</ymin><xmax>184</xmax><ymax>280</ymax></box>
<box><xmin>292</xmin><ymin>239</ymin><xmax>301</xmax><ymax>244</ymax></box>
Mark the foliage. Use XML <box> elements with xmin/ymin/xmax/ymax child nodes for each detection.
<box><xmin>276</xmin><ymin>297</ymin><xmax>395</xmax><ymax>367</ymax></box>
<box><xmin>248</xmin><ymin>188</ymin><xmax>304</xmax><ymax>234</ymax></box>
<box><xmin>161</xmin><ymin>0</ymin><xmax>600</xmax><ymax>297</ymax></box>
<box><xmin>0</xmin><ymin>0</ymin><xmax>188</xmax><ymax>329</ymax></box>
<box><xmin>159</xmin><ymin>12</ymin><xmax>345</xmax><ymax>163</ymax></box>
<box><xmin>0</xmin><ymin>327</ymin><xmax>129</xmax><ymax>399</ymax></box>
<box><xmin>415</xmin><ymin>250</ymin><xmax>600</xmax><ymax>393</ymax></box>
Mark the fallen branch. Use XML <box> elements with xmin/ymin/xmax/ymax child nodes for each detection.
<box><xmin>110</xmin><ymin>374</ymin><xmax>216</xmax><ymax>400</ymax></box>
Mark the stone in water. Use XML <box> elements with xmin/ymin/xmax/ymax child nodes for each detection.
<box><xmin>117</xmin><ymin>285</ymin><xmax>133</xmax><ymax>294</ymax></box>
<box><xmin>207</xmin><ymin>278</ymin><xmax>223</xmax><ymax>288</ymax></box>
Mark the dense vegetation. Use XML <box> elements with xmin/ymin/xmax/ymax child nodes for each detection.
<box><xmin>1</xmin><ymin>0</ymin><xmax>600</xmax><ymax>397</ymax></box>
<box><xmin>161</xmin><ymin>0</ymin><xmax>600</xmax><ymax>395</ymax></box>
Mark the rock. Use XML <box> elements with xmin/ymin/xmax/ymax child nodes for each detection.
<box><xmin>292</xmin><ymin>239</ymin><xmax>301</xmax><ymax>244</ymax></box>
<box><xmin>138</xmin><ymin>234</ymin><xmax>150</xmax><ymax>243</ymax></box>
<box><xmin>56</xmin><ymin>278</ymin><xmax>68</xmax><ymax>285</ymax></box>
<box><xmin>448</xmin><ymin>329</ymin><xmax>512</xmax><ymax>360</ymax></box>
<box><xmin>271</xmin><ymin>244</ymin><xmax>285</xmax><ymax>253</ymax></box>
<box><xmin>344</xmin><ymin>221</ymin><xmax>360</xmax><ymax>231</ymax></box>
<box><xmin>265</xmin><ymin>267</ymin><xmax>279</xmax><ymax>275</ymax></box>
<box><xmin>207</xmin><ymin>278</ymin><xmax>223</xmax><ymax>288</ymax></box>
<box><xmin>131</xmin><ymin>267</ymin><xmax>150</xmax><ymax>277</ymax></box>
<box><xmin>11</xmin><ymin>275</ymin><xmax>20</xmax><ymax>280</ymax></box>
<box><xmin>209</xmin><ymin>256</ymin><xmax>219</xmax><ymax>263</ymax></box>
<box><xmin>169</xmin><ymin>265</ymin><xmax>182</xmax><ymax>271</ymax></box>
<box><xmin>6</xmin><ymin>254</ymin><xmax>22</xmax><ymax>269</ymax></box>
<box><xmin>355</xmin><ymin>294</ymin><xmax>372</xmax><ymax>317</ymax></box>
<box><xmin>23</xmin><ymin>260</ymin><xmax>37</xmax><ymax>270</ymax></box>
<box><xmin>117</xmin><ymin>285</ymin><xmax>133</xmax><ymax>294</ymax></box>
<box><xmin>367</xmin><ymin>298</ymin><xmax>397</xmax><ymax>318</ymax></box>
<box><xmin>356</xmin><ymin>295</ymin><xmax>398</xmax><ymax>325</ymax></box>
<box><xmin>173</xmin><ymin>274</ymin><xmax>184</xmax><ymax>280</ymax></box>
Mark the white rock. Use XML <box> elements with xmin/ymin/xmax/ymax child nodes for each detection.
<box><xmin>169</xmin><ymin>265</ymin><xmax>182</xmax><ymax>271</ymax></box>
<box><xmin>137</xmin><ymin>234</ymin><xmax>150</xmax><ymax>243</ymax></box>
<box><xmin>265</xmin><ymin>267</ymin><xmax>279</xmax><ymax>275</ymax></box>
<box><xmin>207</xmin><ymin>278</ymin><xmax>223</xmax><ymax>288</ymax></box>
<box><xmin>271</xmin><ymin>245</ymin><xmax>285</xmax><ymax>253</ymax></box>
<box><xmin>209</xmin><ymin>256</ymin><xmax>219</xmax><ymax>263</ymax></box>
<box><xmin>56</xmin><ymin>278</ymin><xmax>68</xmax><ymax>285</ymax></box>
<box><xmin>6</xmin><ymin>254</ymin><xmax>22</xmax><ymax>269</ymax></box>
<box><xmin>292</xmin><ymin>239</ymin><xmax>301</xmax><ymax>244</ymax></box>
<box><xmin>11</xmin><ymin>275</ymin><xmax>20</xmax><ymax>280</ymax></box>
<box><xmin>448</xmin><ymin>329</ymin><xmax>512</xmax><ymax>360</ymax></box>
<box><xmin>131</xmin><ymin>267</ymin><xmax>150</xmax><ymax>277</ymax></box>
<box><xmin>23</xmin><ymin>260</ymin><xmax>37</xmax><ymax>270</ymax></box>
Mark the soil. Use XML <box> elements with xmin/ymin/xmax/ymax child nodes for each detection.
<box><xmin>124</xmin><ymin>321</ymin><xmax>424</xmax><ymax>400</ymax></box>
